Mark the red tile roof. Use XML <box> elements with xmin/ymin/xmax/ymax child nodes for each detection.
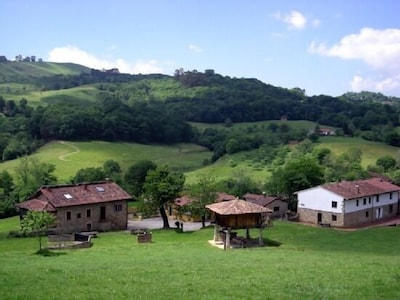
<box><xmin>25</xmin><ymin>181</ymin><xmax>131</xmax><ymax>208</ymax></box>
<box><xmin>322</xmin><ymin>178</ymin><xmax>400</xmax><ymax>200</ymax></box>
<box><xmin>16</xmin><ymin>199</ymin><xmax>56</xmax><ymax>212</ymax></box>
<box><xmin>243</xmin><ymin>193</ymin><xmax>279</xmax><ymax>207</ymax></box>
<box><xmin>216</xmin><ymin>192</ymin><xmax>236</xmax><ymax>202</ymax></box>
<box><xmin>174</xmin><ymin>196</ymin><xmax>193</xmax><ymax>206</ymax></box>
<box><xmin>206</xmin><ymin>199</ymin><xmax>272</xmax><ymax>215</ymax></box>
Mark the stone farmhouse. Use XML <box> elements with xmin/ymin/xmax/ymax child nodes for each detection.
<box><xmin>243</xmin><ymin>193</ymin><xmax>288</xmax><ymax>218</ymax></box>
<box><xmin>296</xmin><ymin>178</ymin><xmax>400</xmax><ymax>227</ymax></box>
<box><xmin>16</xmin><ymin>181</ymin><xmax>132</xmax><ymax>234</ymax></box>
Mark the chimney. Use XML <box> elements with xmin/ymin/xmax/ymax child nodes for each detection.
<box><xmin>355</xmin><ymin>185</ymin><xmax>360</xmax><ymax>194</ymax></box>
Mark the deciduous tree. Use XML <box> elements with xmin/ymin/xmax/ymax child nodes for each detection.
<box><xmin>21</xmin><ymin>211</ymin><xmax>55</xmax><ymax>252</ymax></box>
<box><xmin>143</xmin><ymin>165</ymin><xmax>185</xmax><ymax>228</ymax></box>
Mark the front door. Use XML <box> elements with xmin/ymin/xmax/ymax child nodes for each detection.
<box><xmin>317</xmin><ymin>213</ymin><xmax>322</xmax><ymax>223</ymax></box>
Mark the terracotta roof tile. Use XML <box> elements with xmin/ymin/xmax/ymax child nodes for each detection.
<box><xmin>28</xmin><ymin>181</ymin><xmax>131</xmax><ymax>208</ymax></box>
<box><xmin>216</xmin><ymin>192</ymin><xmax>236</xmax><ymax>202</ymax></box>
<box><xmin>174</xmin><ymin>196</ymin><xmax>193</xmax><ymax>206</ymax></box>
<box><xmin>16</xmin><ymin>199</ymin><xmax>56</xmax><ymax>212</ymax></box>
<box><xmin>243</xmin><ymin>193</ymin><xmax>278</xmax><ymax>207</ymax></box>
<box><xmin>206</xmin><ymin>199</ymin><xmax>272</xmax><ymax>215</ymax></box>
<box><xmin>322</xmin><ymin>178</ymin><xmax>400</xmax><ymax>200</ymax></box>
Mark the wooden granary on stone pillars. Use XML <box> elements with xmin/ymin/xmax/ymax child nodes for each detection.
<box><xmin>206</xmin><ymin>199</ymin><xmax>272</xmax><ymax>249</ymax></box>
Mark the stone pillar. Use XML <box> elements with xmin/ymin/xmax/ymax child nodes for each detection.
<box><xmin>213</xmin><ymin>223</ymin><xmax>218</xmax><ymax>241</ymax></box>
<box><xmin>225</xmin><ymin>228</ymin><xmax>231</xmax><ymax>249</ymax></box>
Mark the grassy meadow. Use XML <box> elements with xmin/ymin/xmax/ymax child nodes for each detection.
<box><xmin>0</xmin><ymin>141</ymin><xmax>212</xmax><ymax>182</ymax></box>
<box><xmin>1</xmin><ymin>217</ymin><xmax>400</xmax><ymax>299</ymax></box>
<box><xmin>0</xmin><ymin>134</ymin><xmax>399</xmax><ymax>185</ymax></box>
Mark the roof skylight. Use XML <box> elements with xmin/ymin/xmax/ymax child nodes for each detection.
<box><xmin>64</xmin><ymin>193</ymin><xmax>73</xmax><ymax>199</ymax></box>
<box><xmin>96</xmin><ymin>186</ymin><xmax>105</xmax><ymax>192</ymax></box>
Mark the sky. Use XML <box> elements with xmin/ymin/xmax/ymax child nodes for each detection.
<box><xmin>1</xmin><ymin>0</ymin><xmax>400</xmax><ymax>97</ymax></box>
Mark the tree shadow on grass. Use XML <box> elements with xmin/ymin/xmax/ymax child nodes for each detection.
<box><xmin>35</xmin><ymin>249</ymin><xmax>67</xmax><ymax>257</ymax></box>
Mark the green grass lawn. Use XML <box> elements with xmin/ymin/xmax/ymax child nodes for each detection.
<box><xmin>1</xmin><ymin>217</ymin><xmax>400</xmax><ymax>299</ymax></box>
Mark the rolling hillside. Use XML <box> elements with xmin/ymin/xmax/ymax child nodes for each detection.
<box><xmin>0</xmin><ymin>133</ymin><xmax>398</xmax><ymax>185</ymax></box>
<box><xmin>0</xmin><ymin>61</ymin><xmax>90</xmax><ymax>82</ymax></box>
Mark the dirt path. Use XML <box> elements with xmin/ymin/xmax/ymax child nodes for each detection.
<box><xmin>58</xmin><ymin>141</ymin><xmax>80</xmax><ymax>161</ymax></box>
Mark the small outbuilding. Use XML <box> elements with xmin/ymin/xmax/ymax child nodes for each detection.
<box><xmin>206</xmin><ymin>199</ymin><xmax>272</xmax><ymax>249</ymax></box>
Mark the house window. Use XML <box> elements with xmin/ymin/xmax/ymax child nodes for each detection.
<box><xmin>368</xmin><ymin>197</ymin><xmax>371</xmax><ymax>204</ymax></box>
<box><xmin>77</xmin><ymin>213</ymin><xmax>81</xmax><ymax>219</ymax></box>
<box><xmin>363</xmin><ymin>198</ymin><xmax>366</xmax><ymax>205</ymax></box>
<box><xmin>100</xmin><ymin>206</ymin><xmax>106</xmax><ymax>220</ymax></box>
<box><xmin>115</xmin><ymin>204</ymin><xmax>122</xmax><ymax>212</ymax></box>
<box><xmin>86</xmin><ymin>209</ymin><xmax>91</xmax><ymax>218</ymax></box>
<box><xmin>376</xmin><ymin>196</ymin><xmax>380</xmax><ymax>203</ymax></box>
<box><xmin>389</xmin><ymin>205</ymin><xmax>393</xmax><ymax>213</ymax></box>
<box><xmin>390</xmin><ymin>192</ymin><xmax>393</xmax><ymax>200</ymax></box>
<box><xmin>366</xmin><ymin>211</ymin><xmax>369</xmax><ymax>218</ymax></box>
<box><xmin>273</xmin><ymin>206</ymin><xmax>280</xmax><ymax>212</ymax></box>
<box><xmin>332</xmin><ymin>215</ymin><xmax>337</xmax><ymax>221</ymax></box>
<box><xmin>331</xmin><ymin>201</ymin><xmax>337</xmax><ymax>208</ymax></box>
<box><xmin>66</xmin><ymin>211</ymin><xmax>71</xmax><ymax>220</ymax></box>
<box><xmin>356</xmin><ymin>199</ymin><xmax>359</xmax><ymax>207</ymax></box>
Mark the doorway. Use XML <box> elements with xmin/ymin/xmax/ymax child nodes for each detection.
<box><xmin>317</xmin><ymin>213</ymin><xmax>322</xmax><ymax>223</ymax></box>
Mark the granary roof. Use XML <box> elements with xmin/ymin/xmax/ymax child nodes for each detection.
<box><xmin>243</xmin><ymin>193</ymin><xmax>279</xmax><ymax>207</ymax></box>
<box><xmin>25</xmin><ymin>181</ymin><xmax>132</xmax><ymax>208</ymax></box>
<box><xmin>321</xmin><ymin>178</ymin><xmax>400</xmax><ymax>200</ymax></box>
<box><xmin>206</xmin><ymin>199</ymin><xmax>272</xmax><ymax>215</ymax></box>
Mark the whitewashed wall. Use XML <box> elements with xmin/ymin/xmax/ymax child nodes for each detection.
<box><xmin>344</xmin><ymin>192</ymin><xmax>399</xmax><ymax>213</ymax></box>
<box><xmin>297</xmin><ymin>187</ymin><xmax>343</xmax><ymax>213</ymax></box>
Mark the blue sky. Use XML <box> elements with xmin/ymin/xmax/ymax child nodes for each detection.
<box><xmin>1</xmin><ymin>0</ymin><xmax>400</xmax><ymax>97</ymax></box>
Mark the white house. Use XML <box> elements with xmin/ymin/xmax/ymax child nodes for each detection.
<box><xmin>296</xmin><ymin>178</ymin><xmax>400</xmax><ymax>227</ymax></box>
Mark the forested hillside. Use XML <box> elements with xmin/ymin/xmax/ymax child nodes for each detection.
<box><xmin>1</xmin><ymin>61</ymin><xmax>400</xmax><ymax>164</ymax></box>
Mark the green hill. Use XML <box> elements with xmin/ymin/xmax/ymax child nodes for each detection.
<box><xmin>0</xmin><ymin>61</ymin><xmax>90</xmax><ymax>82</ymax></box>
<box><xmin>0</xmin><ymin>134</ymin><xmax>398</xmax><ymax>185</ymax></box>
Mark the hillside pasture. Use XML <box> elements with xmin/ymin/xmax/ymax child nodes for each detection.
<box><xmin>0</xmin><ymin>141</ymin><xmax>212</xmax><ymax>182</ymax></box>
<box><xmin>317</xmin><ymin>136</ymin><xmax>400</xmax><ymax>167</ymax></box>
<box><xmin>0</xmin><ymin>85</ymin><xmax>99</xmax><ymax>104</ymax></box>
<box><xmin>0</xmin><ymin>217</ymin><xmax>400</xmax><ymax>299</ymax></box>
<box><xmin>190</xmin><ymin>120</ymin><xmax>319</xmax><ymax>132</ymax></box>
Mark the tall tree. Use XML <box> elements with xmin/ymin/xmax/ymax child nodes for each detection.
<box><xmin>14</xmin><ymin>157</ymin><xmax>57</xmax><ymax>201</ymax></box>
<box><xmin>21</xmin><ymin>211</ymin><xmax>55</xmax><ymax>252</ymax></box>
<box><xmin>188</xmin><ymin>174</ymin><xmax>218</xmax><ymax>227</ymax></box>
<box><xmin>124</xmin><ymin>160</ymin><xmax>157</xmax><ymax>198</ymax></box>
<box><xmin>143</xmin><ymin>165</ymin><xmax>185</xmax><ymax>228</ymax></box>
<box><xmin>267</xmin><ymin>154</ymin><xmax>324</xmax><ymax>210</ymax></box>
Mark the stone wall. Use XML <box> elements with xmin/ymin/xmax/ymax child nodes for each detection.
<box><xmin>298</xmin><ymin>208</ymin><xmax>344</xmax><ymax>226</ymax></box>
<box><xmin>299</xmin><ymin>202</ymin><xmax>399</xmax><ymax>227</ymax></box>
<box><xmin>56</xmin><ymin>200</ymin><xmax>128</xmax><ymax>234</ymax></box>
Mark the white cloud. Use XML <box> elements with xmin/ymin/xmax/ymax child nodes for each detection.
<box><xmin>350</xmin><ymin>75</ymin><xmax>400</xmax><ymax>93</ymax></box>
<box><xmin>309</xmin><ymin>28</ymin><xmax>400</xmax><ymax>69</ymax></box>
<box><xmin>48</xmin><ymin>45</ymin><xmax>163</xmax><ymax>74</ymax></box>
<box><xmin>188</xmin><ymin>44</ymin><xmax>203</xmax><ymax>53</ymax></box>
<box><xmin>309</xmin><ymin>28</ymin><xmax>400</xmax><ymax>94</ymax></box>
<box><xmin>273</xmin><ymin>10</ymin><xmax>307</xmax><ymax>30</ymax></box>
